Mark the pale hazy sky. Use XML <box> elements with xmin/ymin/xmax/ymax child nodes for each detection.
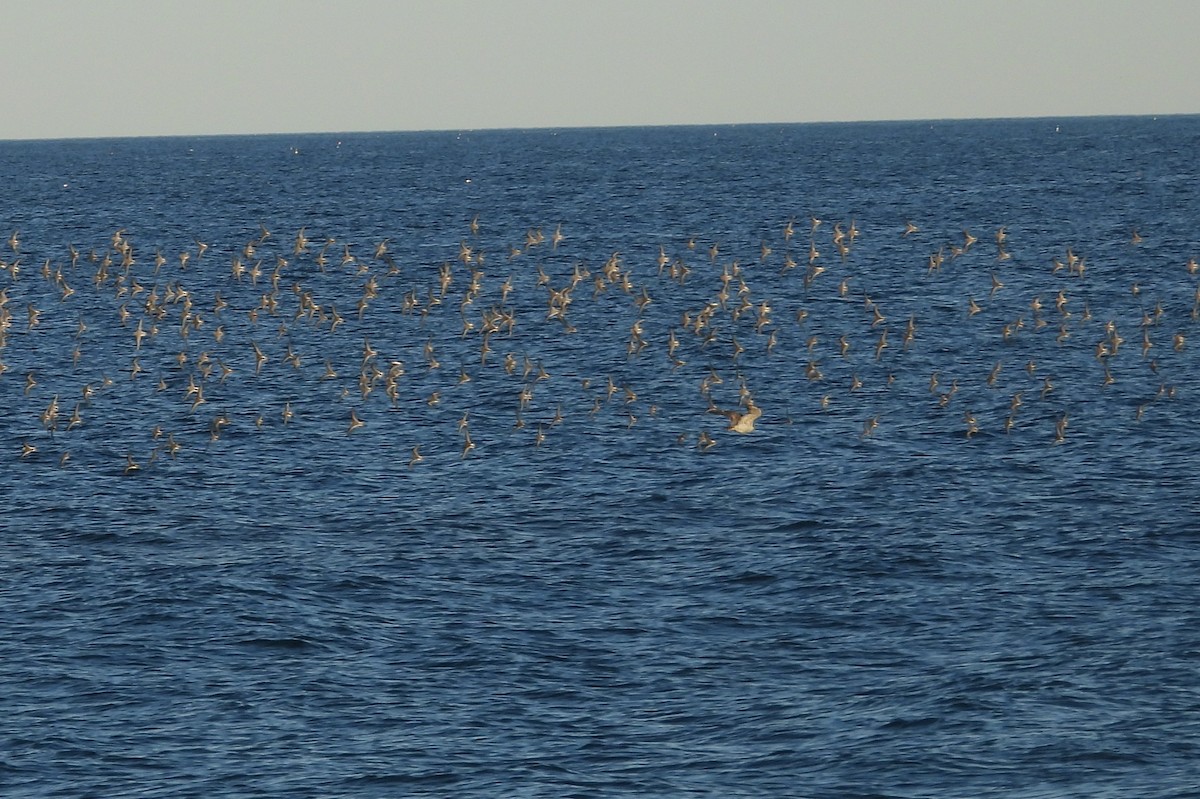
<box><xmin>2</xmin><ymin>0</ymin><xmax>1197</xmax><ymax>140</ymax></box>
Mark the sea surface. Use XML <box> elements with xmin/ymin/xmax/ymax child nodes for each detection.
<box><xmin>1</xmin><ymin>117</ymin><xmax>1199</xmax><ymax>797</ymax></box>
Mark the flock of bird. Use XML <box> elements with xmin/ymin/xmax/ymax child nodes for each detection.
<box><xmin>0</xmin><ymin>213</ymin><xmax>1195</xmax><ymax>473</ymax></box>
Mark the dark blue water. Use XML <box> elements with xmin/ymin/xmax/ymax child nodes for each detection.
<box><xmin>2</xmin><ymin>117</ymin><xmax>1199</xmax><ymax>797</ymax></box>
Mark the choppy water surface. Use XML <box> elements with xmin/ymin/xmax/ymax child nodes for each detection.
<box><xmin>2</xmin><ymin>117</ymin><xmax>1199</xmax><ymax>797</ymax></box>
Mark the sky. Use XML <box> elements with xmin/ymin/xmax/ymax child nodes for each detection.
<box><xmin>1</xmin><ymin>0</ymin><xmax>1197</xmax><ymax>140</ymax></box>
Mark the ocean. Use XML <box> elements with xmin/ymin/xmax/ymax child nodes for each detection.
<box><xmin>1</xmin><ymin>117</ymin><xmax>1198</xmax><ymax>797</ymax></box>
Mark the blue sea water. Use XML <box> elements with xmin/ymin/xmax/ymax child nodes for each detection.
<box><xmin>1</xmin><ymin>117</ymin><xmax>1199</xmax><ymax>797</ymax></box>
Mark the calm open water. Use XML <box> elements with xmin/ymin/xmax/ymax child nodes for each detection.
<box><xmin>1</xmin><ymin>117</ymin><xmax>1199</xmax><ymax>797</ymax></box>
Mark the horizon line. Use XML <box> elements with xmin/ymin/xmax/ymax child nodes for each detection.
<box><xmin>2</xmin><ymin>111</ymin><xmax>1197</xmax><ymax>145</ymax></box>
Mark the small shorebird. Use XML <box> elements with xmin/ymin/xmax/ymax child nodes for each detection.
<box><xmin>1054</xmin><ymin>413</ymin><xmax>1068</xmax><ymax>444</ymax></box>
<box><xmin>861</xmin><ymin>416</ymin><xmax>879</xmax><ymax>438</ymax></box>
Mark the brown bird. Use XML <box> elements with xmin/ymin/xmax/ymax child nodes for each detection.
<box><xmin>718</xmin><ymin>399</ymin><xmax>763</xmax><ymax>434</ymax></box>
